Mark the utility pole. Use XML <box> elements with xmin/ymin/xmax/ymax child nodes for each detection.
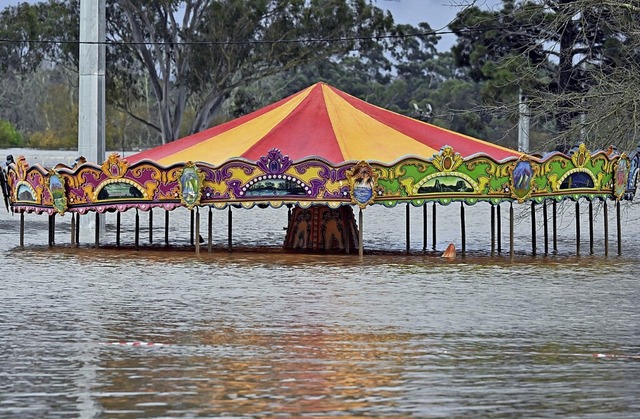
<box><xmin>78</xmin><ymin>0</ymin><xmax>106</xmax><ymax>241</ymax></box>
<box><xmin>518</xmin><ymin>89</ymin><xmax>530</xmax><ymax>153</ymax></box>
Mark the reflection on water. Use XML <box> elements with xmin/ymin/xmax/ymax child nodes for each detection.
<box><xmin>1</xmin><ymin>149</ymin><xmax>640</xmax><ymax>416</ymax></box>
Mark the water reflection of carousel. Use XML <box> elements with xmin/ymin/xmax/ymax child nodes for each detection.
<box><xmin>2</xmin><ymin>83</ymin><xmax>639</xmax><ymax>257</ymax></box>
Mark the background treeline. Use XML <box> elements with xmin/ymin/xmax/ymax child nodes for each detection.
<box><xmin>0</xmin><ymin>0</ymin><xmax>638</xmax><ymax>155</ymax></box>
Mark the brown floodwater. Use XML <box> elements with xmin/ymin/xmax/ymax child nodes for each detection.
<box><xmin>1</xmin><ymin>149</ymin><xmax>640</xmax><ymax>417</ymax></box>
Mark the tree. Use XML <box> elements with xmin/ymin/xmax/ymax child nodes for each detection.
<box><xmin>450</xmin><ymin>0</ymin><xmax>640</xmax><ymax>152</ymax></box>
<box><xmin>105</xmin><ymin>0</ymin><xmax>403</xmax><ymax>144</ymax></box>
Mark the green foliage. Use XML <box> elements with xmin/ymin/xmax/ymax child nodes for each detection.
<box><xmin>0</xmin><ymin>120</ymin><xmax>24</xmax><ymax>147</ymax></box>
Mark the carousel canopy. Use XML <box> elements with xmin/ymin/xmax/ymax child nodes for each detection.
<box><xmin>129</xmin><ymin>82</ymin><xmax>521</xmax><ymax>166</ymax></box>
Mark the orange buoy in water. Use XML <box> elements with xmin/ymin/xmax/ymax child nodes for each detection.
<box><xmin>441</xmin><ymin>243</ymin><xmax>456</xmax><ymax>258</ymax></box>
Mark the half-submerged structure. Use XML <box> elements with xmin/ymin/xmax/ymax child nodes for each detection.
<box><xmin>2</xmin><ymin>83</ymin><xmax>639</xmax><ymax>256</ymax></box>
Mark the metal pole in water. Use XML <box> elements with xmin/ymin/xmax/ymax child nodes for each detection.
<box><xmin>543</xmin><ymin>200</ymin><xmax>548</xmax><ymax>255</ymax></box>
<box><xmin>164</xmin><ymin>210</ymin><xmax>169</xmax><ymax>246</ymax></box>
<box><xmin>617</xmin><ymin>201</ymin><xmax>622</xmax><ymax>256</ymax></box>
<box><xmin>228</xmin><ymin>206</ymin><xmax>232</xmax><ymax>251</ymax></box>
<box><xmin>531</xmin><ymin>201</ymin><xmax>536</xmax><ymax>256</ymax></box>
<box><xmin>48</xmin><ymin>213</ymin><xmax>54</xmax><ymax>247</ymax></box>
<box><xmin>509</xmin><ymin>202</ymin><xmax>514</xmax><ymax>259</ymax></box>
<box><xmin>604</xmin><ymin>200</ymin><xmax>609</xmax><ymax>256</ymax></box>
<box><xmin>71</xmin><ymin>213</ymin><xmax>76</xmax><ymax>246</ymax></box>
<box><xmin>94</xmin><ymin>212</ymin><xmax>99</xmax><ymax>248</ymax></box>
<box><xmin>422</xmin><ymin>203</ymin><xmax>427</xmax><ymax>252</ymax></box>
<box><xmin>195</xmin><ymin>207</ymin><xmax>200</xmax><ymax>255</ymax></box>
<box><xmin>75</xmin><ymin>213</ymin><xmax>80</xmax><ymax>246</ymax></box>
<box><xmin>208</xmin><ymin>207</ymin><xmax>213</xmax><ymax>253</ymax></box>
<box><xmin>552</xmin><ymin>200</ymin><xmax>558</xmax><ymax>253</ymax></box>
<box><xmin>589</xmin><ymin>201</ymin><xmax>594</xmax><ymax>255</ymax></box>
<box><xmin>190</xmin><ymin>209</ymin><xmax>195</xmax><ymax>246</ymax></box>
<box><xmin>432</xmin><ymin>202</ymin><xmax>437</xmax><ymax>251</ymax></box>
<box><xmin>490</xmin><ymin>204</ymin><xmax>495</xmax><ymax>256</ymax></box>
<box><xmin>405</xmin><ymin>203</ymin><xmax>410</xmax><ymax>253</ymax></box>
<box><xmin>460</xmin><ymin>202</ymin><xmax>466</xmax><ymax>257</ymax></box>
<box><xmin>359</xmin><ymin>208</ymin><xmax>364</xmax><ymax>258</ymax></box>
<box><xmin>497</xmin><ymin>204</ymin><xmax>502</xmax><ymax>253</ymax></box>
<box><xmin>20</xmin><ymin>212</ymin><xmax>24</xmax><ymax>248</ymax></box>
<box><xmin>148</xmin><ymin>208</ymin><xmax>153</xmax><ymax>244</ymax></box>
<box><xmin>134</xmin><ymin>209</ymin><xmax>140</xmax><ymax>250</ymax></box>
<box><xmin>575</xmin><ymin>201</ymin><xmax>580</xmax><ymax>256</ymax></box>
<box><xmin>116</xmin><ymin>211</ymin><xmax>121</xmax><ymax>247</ymax></box>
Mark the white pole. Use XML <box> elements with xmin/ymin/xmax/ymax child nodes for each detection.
<box><xmin>78</xmin><ymin>0</ymin><xmax>106</xmax><ymax>240</ymax></box>
<box><xmin>518</xmin><ymin>89</ymin><xmax>530</xmax><ymax>153</ymax></box>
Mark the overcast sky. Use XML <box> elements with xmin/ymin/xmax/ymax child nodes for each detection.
<box><xmin>0</xmin><ymin>0</ymin><xmax>500</xmax><ymax>50</ymax></box>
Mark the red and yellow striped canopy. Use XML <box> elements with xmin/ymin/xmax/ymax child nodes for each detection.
<box><xmin>129</xmin><ymin>82</ymin><xmax>520</xmax><ymax>166</ymax></box>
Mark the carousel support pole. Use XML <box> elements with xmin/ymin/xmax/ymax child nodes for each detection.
<box><xmin>164</xmin><ymin>210</ymin><xmax>169</xmax><ymax>246</ymax></box>
<box><xmin>75</xmin><ymin>213</ymin><xmax>80</xmax><ymax>246</ymax></box>
<box><xmin>207</xmin><ymin>207</ymin><xmax>213</xmax><ymax>253</ymax></box>
<box><xmin>359</xmin><ymin>208</ymin><xmax>364</xmax><ymax>259</ymax></box>
<box><xmin>94</xmin><ymin>212</ymin><xmax>99</xmax><ymax>248</ymax></box>
<box><xmin>422</xmin><ymin>203</ymin><xmax>427</xmax><ymax>252</ymax></box>
<box><xmin>227</xmin><ymin>206</ymin><xmax>232</xmax><ymax>251</ymax></box>
<box><xmin>617</xmin><ymin>200</ymin><xmax>622</xmax><ymax>256</ymax></box>
<box><xmin>48</xmin><ymin>213</ymin><xmax>54</xmax><ymax>247</ymax></box>
<box><xmin>604</xmin><ymin>200</ymin><xmax>609</xmax><ymax>256</ymax></box>
<box><xmin>195</xmin><ymin>207</ymin><xmax>200</xmax><ymax>255</ymax></box>
<box><xmin>148</xmin><ymin>208</ymin><xmax>153</xmax><ymax>244</ymax></box>
<box><xmin>134</xmin><ymin>209</ymin><xmax>140</xmax><ymax>250</ymax></box>
<box><xmin>543</xmin><ymin>200</ymin><xmax>549</xmax><ymax>255</ymax></box>
<box><xmin>509</xmin><ymin>202</ymin><xmax>514</xmax><ymax>259</ymax></box>
<box><xmin>553</xmin><ymin>200</ymin><xmax>558</xmax><ymax>253</ymax></box>
<box><xmin>460</xmin><ymin>202</ymin><xmax>466</xmax><ymax>257</ymax></box>
<box><xmin>19</xmin><ymin>212</ymin><xmax>25</xmax><ymax>248</ymax></box>
<box><xmin>116</xmin><ymin>211</ymin><xmax>121</xmax><ymax>247</ymax></box>
<box><xmin>497</xmin><ymin>204</ymin><xmax>502</xmax><ymax>254</ymax></box>
<box><xmin>575</xmin><ymin>201</ymin><xmax>580</xmax><ymax>256</ymax></box>
<box><xmin>490</xmin><ymin>204</ymin><xmax>495</xmax><ymax>256</ymax></box>
<box><xmin>531</xmin><ymin>201</ymin><xmax>536</xmax><ymax>256</ymax></box>
<box><xmin>589</xmin><ymin>201</ymin><xmax>594</xmax><ymax>255</ymax></box>
<box><xmin>190</xmin><ymin>209</ymin><xmax>195</xmax><ymax>246</ymax></box>
<box><xmin>70</xmin><ymin>213</ymin><xmax>76</xmax><ymax>246</ymax></box>
<box><xmin>432</xmin><ymin>202</ymin><xmax>437</xmax><ymax>251</ymax></box>
<box><xmin>405</xmin><ymin>203</ymin><xmax>410</xmax><ymax>253</ymax></box>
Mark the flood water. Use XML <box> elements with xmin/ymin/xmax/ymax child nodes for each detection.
<box><xmin>1</xmin><ymin>149</ymin><xmax>640</xmax><ymax>417</ymax></box>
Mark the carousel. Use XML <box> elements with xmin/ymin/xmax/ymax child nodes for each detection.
<box><xmin>1</xmin><ymin>82</ymin><xmax>639</xmax><ymax>257</ymax></box>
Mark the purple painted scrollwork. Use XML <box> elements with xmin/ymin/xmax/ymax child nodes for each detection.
<box><xmin>257</xmin><ymin>149</ymin><xmax>292</xmax><ymax>175</ymax></box>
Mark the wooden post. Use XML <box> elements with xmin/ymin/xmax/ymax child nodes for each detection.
<box><xmin>405</xmin><ymin>203</ymin><xmax>410</xmax><ymax>253</ymax></box>
<box><xmin>195</xmin><ymin>207</ymin><xmax>200</xmax><ymax>255</ymax></box>
<box><xmin>227</xmin><ymin>206</ymin><xmax>232</xmax><ymax>251</ymax></box>
<box><xmin>460</xmin><ymin>202</ymin><xmax>466</xmax><ymax>257</ymax></box>
<box><xmin>422</xmin><ymin>203</ymin><xmax>428</xmax><ymax>252</ymax></box>
<box><xmin>164</xmin><ymin>210</ymin><xmax>169</xmax><ymax>246</ymax></box>
<box><xmin>509</xmin><ymin>202</ymin><xmax>514</xmax><ymax>259</ymax></box>
<box><xmin>432</xmin><ymin>202</ymin><xmax>437</xmax><ymax>251</ymax></box>
<box><xmin>70</xmin><ymin>213</ymin><xmax>76</xmax><ymax>246</ymax></box>
<box><xmin>617</xmin><ymin>200</ymin><xmax>622</xmax><ymax>256</ymax></box>
<box><xmin>553</xmin><ymin>200</ymin><xmax>558</xmax><ymax>253</ymax></box>
<box><xmin>575</xmin><ymin>201</ymin><xmax>580</xmax><ymax>256</ymax></box>
<box><xmin>604</xmin><ymin>200</ymin><xmax>609</xmax><ymax>256</ymax></box>
<box><xmin>589</xmin><ymin>201</ymin><xmax>594</xmax><ymax>255</ymax></box>
<box><xmin>135</xmin><ymin>209</ymin><xmax>140</xmax><ymax>250</ymax></box>
<box><xmin>531</xmin><ymin>201</ymin><xmax>536</xmax><ymax>256</ymax></box>
<box><xmin>208</xmin><ymin>206</ymin><xmax>213</xmax><ymax>253</ymax></box>
<box><xmin>116</xmin><ymin>211</ymin><xmax>121</xmax><ymax>247</ymax></box>
<box><xmin>497</xmin><ymin>204</ymin><xmax>502</xmax><ymax>254</ymax></box>
<box><xmin>148</xmin><ymin>208</ymin><xmax>153</xmax><ymax>244</ymax></box>
<box><xmin>490</xmin><ymin>204</ymin><xmax>495</xmax><ymax>256</ymax></box>
<box><xmin>543</xmin><ymin>200</ymin><xmax>548</xmax><ymax>255</ymax></box>
<box><xmin>359</xmin><ymin>208</ymin><xmax>364</xmax><ymax>258</ymax></box>
<box><xmin>20</xmin><ymin>212</ymin><xmax>25</xmax><ymax>248</ymax></box>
